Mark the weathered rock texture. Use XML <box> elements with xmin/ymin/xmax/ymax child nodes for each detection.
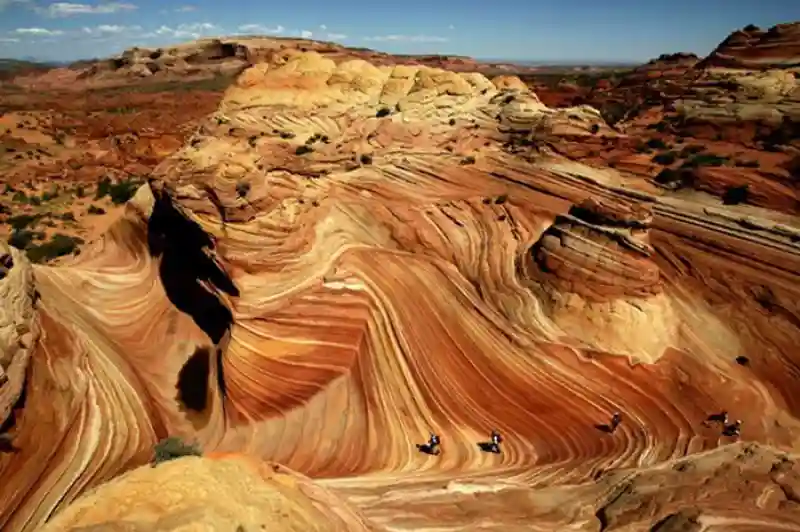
<box><xmin>1</xmin><ymin>51</ymin><xmax>800</xmax><ymax>531</ymax></box>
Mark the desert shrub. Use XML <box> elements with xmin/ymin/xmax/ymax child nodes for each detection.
<box><xmin>108</xmin><ymin>178</ymin><xmax>141</xmax><ymax>204</ymax></box>
<box><xmin>87</xmin><ymin>204</ymin><xmax>105</xmax><ymax>215</ymax></box>
<box><xmin>722</xmin><ymin>185</ymin><xmax>749</xmax><ymax>205</ymax></box>
<box><xmin>460</xmin><ymin>155</ymin><xmax>476</xmax><ymax>165</ymax></box>
<box><xmin>375</xmin><ymin>107</ymin><xmax>391</xmax><ymax>118</ymax></box>
<box><xmin>682</xmin><ymin>153</ymin><xmax>727</xmax><ymax>168</ymax></box>
<box><xmin>7</xmin><ymin>214</ymin><xmax>40</xmax><ymax>231</ymax></box>
<box><xmin>60</xmin><ymin>212</ymin><xmax>76</xmax><ymax>221</ymax></box>
<box><xmin>152</xmin><ymin>436</ymin><xmax>202</xmax><ymax>466</ymax></box>
<box><xmin>8</xmin><ymin>230</ymin><xmax>35</xmax><ymax>250</ymax></box>
<box><xmin>295</xmin><ymin>145</ymin><xmax>313</xmax><ymax>155</ymax></box>
<box><xmin>494</xmin><ymin>194</ymin><xmax>508</xmax><ymax>204</ymax></box>
<box><xmin>11</xmin><ymin>191</ymin><xmax>27</xmax><ymax>203</ymax></box>
<box><xmin>652</xmin><ymin>151</ymin><xmax>678</xmax><ymax>165</ymax></box>
<box><xmin>95</xmin><ymin>176</ymin><xmax>112</xmax><ymax>199</ymax></box>
<box><xmin>590</xmin><ymin>124</ymin><xmax>600</xmax><ymax>134</ymax></box>
<box><xmin>75</xmin><ymin>185</ymin><xmax>85</xmax><ymax>198</ymax></box>
<box><xmin>646</xmin><ymin>138</ymin><xmax>669</xmax><ymax>150</ymax></box>
<box><xmin>654</xmin><ymin>168</ymin><xmax>696</xmax><ymax>189</ymax></box>
<box><xmin>449</xmin><ymin>118</ymin><xmax>456</xmax><ymax>126</ymax></box>
<box><xmin>360</xmin><ymin>154</ymin><xmax>373</xmax><ymax>165</ymax></box>
<box><xmin>24</xmin><ymin>233</ymin><xmax>84</xmax><ymax>263</ymax></box>
<box><xmin>735</xmin><ymin>159</ymin><xmax>759</xmax><ymax>168</ymax></box>
<box><xmin>678</xmin><ymin>144</ymin><xmax>705</xmax><ymax>158</ymax></box>
<box><xmin>599</xmin><ymin>102</ymin><xmax>627</xmax><ymax>127</ymax></box>
<box><xmin>40</xmin><ymin>187</ymin><xmax>60</xmax><ymax>201</ymax></box>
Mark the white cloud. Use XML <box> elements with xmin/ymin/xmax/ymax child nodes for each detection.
<box><xmin>174</xmin><ymin>5</ymin><xmax>195</xmax><ymax>11</ymax></box>
<box><xmin>0</xmin><ymin>37</ymin><xmax>21</xmax><ymax>43</ymax></box>
<box><xmin>363</xmin><ymin>34</ymin><xmax>449</xmax><ymax>43</ymax></box>
<box><xmin>300</xmin><ymin>29</ymin><xmax>312</xmax><ymax>39</ymax></box>
<box><xmin>13</xmin><ymin>27</ymin><xmax>65</xmax><ymax>35</ymax></box>
<box><xmin>237</xmin><ymin>23</ymin><xmax>284</xmax><ymax>34</ymax></box>
<box><xmin>448</xmin><ymin>24</ymin><xmax>455</xmax><ymax>30</ymax></box>
<box><xmin>146</xmin><ymin>22</ymin><xmax>219</xmax><ymax>40</ymax></box>
<box><xmin>324</xmin><ymin>33</ymin><xmax>347</xmax><ymax>41</ymax></box>
<box><xmin>39</xmin><ymin>2</ymin><xmax>137</xmax><ymax>17</ymax></box>
<box><xmin>319</xmin><ymin>24</ymin><xmax>326</xmax><ymax>30</ymax></box>
<box><xmin>82</xmin><ymin>24</ymin><xmax>140</xmax><ymax>34</ymax></box>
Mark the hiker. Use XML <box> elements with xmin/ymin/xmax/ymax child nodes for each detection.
<box><xmin>703</xmin><ymin>411</ymin><xmax>728</xmax><ymax>427</ymax></box>
<box><xmin>488</xmin><ymin>430</ymin><xmax>503</xmax><ymax>453</ymax></box>
<box><xmin>609</xmin><ymin>412</ymin><xmax>622</xmax><ymax>433</ymax></box>
<box><xmin>722</xmin><ymin>420</ymin><xmax>742</xmax><ymax>437</ymax></box>
<box><xmin>417</xmin><ymin>433</ymin><xmax>441</xmax><ymax>455</ymax></box>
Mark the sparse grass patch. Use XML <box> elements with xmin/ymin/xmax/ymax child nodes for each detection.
<box><xmin>7</xmin><ymin>213</ymin><xmax>41</xmax><ymax>231</ymax></box>
<box><xmin>152</xmin><ymin>436</ymin><xmax>202</xmax><ymax>466</ymax></box>
<box><xmin>682</xmin><ymin>153</ymin><xmax>728</xmax><ymax>168</ymax></box>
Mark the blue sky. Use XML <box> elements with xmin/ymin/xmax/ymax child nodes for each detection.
<box><xmin>0</xmin><ymin>0</ymin><xmax>799</xmax><ymax>63</ymax></box>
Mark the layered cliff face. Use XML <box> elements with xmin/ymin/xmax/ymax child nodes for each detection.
<box><xmin>701</xmin><ymin>22</ymin><xmax>800</xmax><ymax>70</ymax></box>
<box><xmin>2</xmin><ymin>52</ymin><xmax>800</xmax><ymax>531</ymax></box>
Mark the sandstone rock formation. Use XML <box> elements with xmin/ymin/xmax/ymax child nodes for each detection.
<box><xmin>2</xmin><ymin>51</ymin><xmax>800</xmax><ymax>531</ymax></box>
<box><xmin>9</xmin><ymin>37</ymin><xmax>538</xmax><ymax>92</ymax></box>
<box><xmin>39</xmin><ymin>454</ymin><xmax>375</xmax><ymax>531</ymax></box>
<box><xmin>701</xmin><ymin>22</ymin><xmax>800</xmax><ymax>70</ymax></box>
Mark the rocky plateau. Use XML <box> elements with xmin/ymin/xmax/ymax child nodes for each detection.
<box><xmin>0</xmin><ymin>21</ymin><xmax>799</xmax><ymax>532</ymax></box>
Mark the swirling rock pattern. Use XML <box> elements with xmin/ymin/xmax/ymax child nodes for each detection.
<box><xmin>2</xmin><ymin>52</ymin><xmax>800</xmax><ymax>531</ymax></box>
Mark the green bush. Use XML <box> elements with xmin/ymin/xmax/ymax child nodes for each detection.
<box><xmin>652</xmin><ymin>151</ymin><xmax>678</xmax><ymax>165</ymax></box>
<box><xmin>24</xmin><ymin>233</ymin><xmax>84</xmax><ymax>263</ymax></box>
<box><xmin>7</xmin><ymin>214</ymin><xmax>40</xmax><ymax>231</ymax></box>
<box><xmin>152</xmin><ymin>436</ymin><xmax>202</xmax><ymax>466</ymax></box>
<box><xmin>646</xmin><ymin>138</ymin><xmax>669</xmax><ymax>150</ymax></box>
<box><xmin>682</xmin><ymin>153</ymin><xmax>728</xmax><ymax>168</ymax></box>
<box><xmin>8</xmin><ymin>230</ymin><xmax>35</xmax><ymax>250</ymax></box>
<box><xmin>95</xmin><ymin>176</ymin><xmax>112</xmax><ymax>199</ymax></box>
<box><xmin>108</xmin><ymin>179</ymin><xmax>141</xmax><ymax>204</ymax></box>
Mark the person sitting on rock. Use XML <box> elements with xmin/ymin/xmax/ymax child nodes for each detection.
<box><xmin>417</xmin><ymin>433</ymin><xmax>441</xmax><ymax>455</ymax></box>
<box><xmin>722</xmin><ymin>419</ymin><xmax>742</xmax><ymax>437</ymax></box>
<box><xmin>488</xmin><ymin>430</ymin><xmax>503</xmax><ymax>453</ymax></box>
<box><xmin>609</xmin><ymin>412</ymin><xmax>622</xmax><ymax>433</ymax></box>
<box><xmin>703</xmin><ymin>410</ymin><xmax>728</xmax><ymax>427</ymax></box>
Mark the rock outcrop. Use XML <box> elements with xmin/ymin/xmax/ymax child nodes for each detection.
<box><xmin>39</xmin><ymin>455</ymin><xmax>375</xmax><ymax>532</ymax></box>
<box><xmin>701</xmin><ymin>22</ymin><xmax>800</xmax><ymax>70</ymax></box>
<box><xmin>1</xmin><ymin>51</ymin><xmax>800</xmax><ymax>531</ymax></box>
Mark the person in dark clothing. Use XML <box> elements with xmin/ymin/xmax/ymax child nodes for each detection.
<box><xmin>417</xmin><ymin>433</ymin><xmax>441</xmax><ymax>455</ymax></box>
<box><xmin>703</xmin><ymin>411</ymin><xmax>728</xmax><ymax>427</ymax></box>
<box><xmin>609</xmin><ymin>412</ymin><xmax>622</xmax><ymax>433</ymax></box>
<box><xmin>488</xmin><ymin>430</ymin><xmax>503</xmax><ymax>453</ymax></box>
<box><xmin>722</xmin><ymin>420</ymin><xmax>742</xmax><ymax>437</ymax></box>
